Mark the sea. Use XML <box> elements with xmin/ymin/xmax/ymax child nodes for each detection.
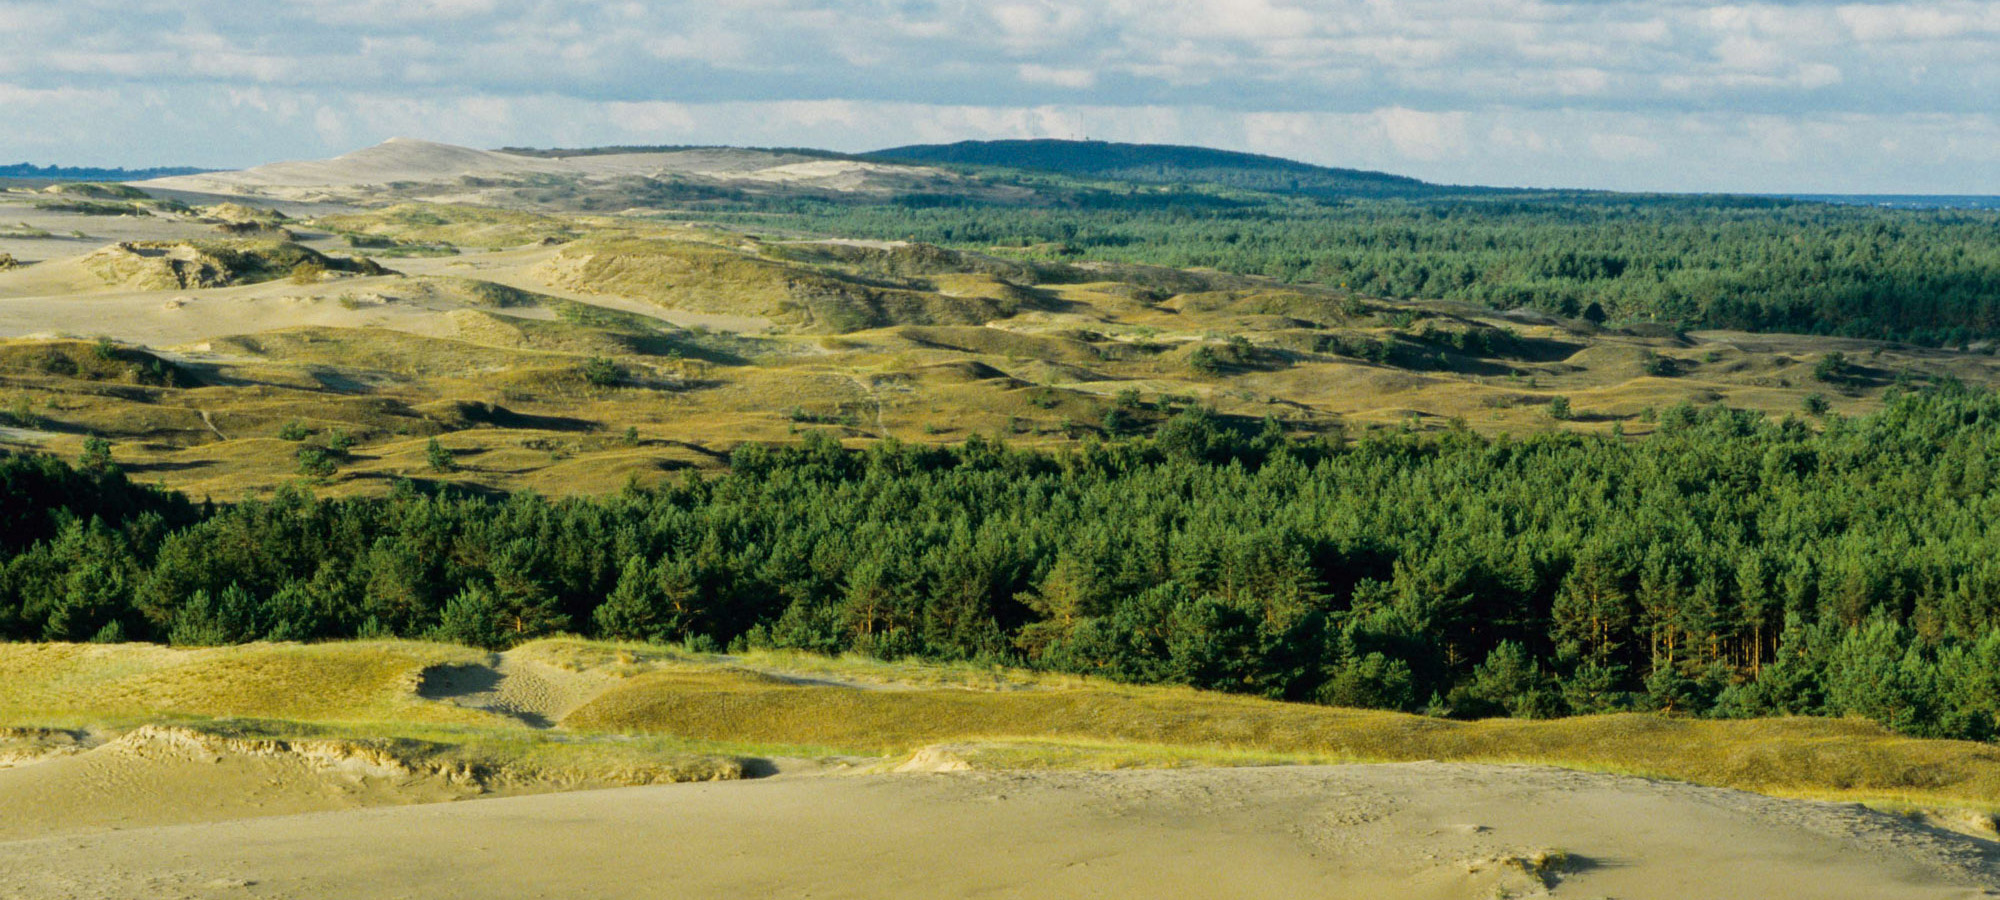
<box><xmin>1774</xmin><ymin>194</ymin><xmax>2000</xmax><ymax>210</ymax></box>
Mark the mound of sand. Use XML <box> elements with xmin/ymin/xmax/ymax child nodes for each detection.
<box><xmin>537</xmin><ymin>238</ymin><xmax>1029</xmax><ymax>333</ymax></box>
<box><xmin>416</xmin><ymin>650</ymin><xmax>614</xmax><ymax>728</ymax></box>
<box><xmin>211</xmin><ymin>221</ymin><xmax>296</xmax><ymax>240</ymax></box>
<box><xmin>79</xmin><ymin>240</ymin><xmax>387</xmax><ymax>290</ymax></box>
<box><xmin>150</xmin><ymin>139</ymin><xmax>570</xmax><ymax>196</ymax></box>
<box><xmin>39</xmin><ymin>183</ymin><xmax>148</xmax><ymax>201</ymax></box>
<box><xmin>0</xmin><ymin>725</ymin><xmax>485</xmax><ymax>841</ymax></box>
<box><xmin>0</xmin><ymin>763</ymin><xmax>1992</xmax><ymax>899</ymax></box>
<box><xmin>200</xmin><ymin>202</ymin><xmax>290</xmax><ymax>224</ymax></box>
<box><xmin>138</xmin><ymin>139</ymin><xmax>979</xmax><ymax>205</ymax></box>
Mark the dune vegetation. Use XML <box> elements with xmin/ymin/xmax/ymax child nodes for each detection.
<box><xmin>8</xmin><ymin>386</ymin><xmax>2000</xmax><ymax>752</ymax></box>
<box><xmin>5</xmin><ymin>141</ymin><xmax>2000</xmax><ymax>841</ymax></box>
<box><xmin>5</xmin><ymin>637</ymin><xmax>2000</xmax><ymax>817</ymax></box>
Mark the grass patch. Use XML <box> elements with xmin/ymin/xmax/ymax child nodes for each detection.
<box><xmin>557</xmin><ymin>645</ymin><xmax>2000</xmax><ymax>810</ymax></box>
<box><xmin>6</xmin><ymin>638</ymin><xmax>2000</xmax><ymax>811</ymax></box>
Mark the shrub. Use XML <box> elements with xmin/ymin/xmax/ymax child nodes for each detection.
<box><xmin>583</xmin><ymin>356</ymin><xmax>622</xmax><ymax>387</ymax></box>
<box><xmin>289</xmin><ymin>261</ymin><xmax>327</xmax><ymax>284</ymax></box>
<box><xmin>1814</xmin><ymin>351</ymin><xmax>1852</xmax><ymax>384</ymax></box>
<box><xmin>277</xmin><ymin>420</ymin><xmax>311</xmax><ymax>441</ymax></box>
<box><xmin>295</xmin><ymin>446</ymin><xmax>336</xmax><ymax>479</ymax></box>
<box><xmin>425</xmin><ymin>437</ymin><xmax>457</xmax><ymax>472</ymax></box>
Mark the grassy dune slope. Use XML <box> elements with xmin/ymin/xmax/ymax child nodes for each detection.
<box><xmin>568</xmin><ymin>649</ymin><xmax>2000</xmax><ymax>811</ymax></box>
<box><xmin>5</xmin><ymin>638</ymin><xmax>1998</xmax><ymax>816</ymax></box>
<box><xmin>7</xmin><ymin>196</ymin><xmax>2000</xmax><ymax>502</ymax></box>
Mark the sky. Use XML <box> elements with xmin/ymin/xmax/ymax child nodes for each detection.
<box><xmin>2</xmin><ymin>0</ymin><xmax>1998</xmax><ymax>193</ymax></box>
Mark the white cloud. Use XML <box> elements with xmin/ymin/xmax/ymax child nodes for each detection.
<box><xmin>1017</xmin><ymin>64</ymin><xmax>1097</xmax><ymax>88</ymax></box>
<box><xmin>1370</xmin><ymin>107</ymin><xmax>1469</xmax><ymax>161</ymax></box>
<box><xmin>0</xmin><ymin>1</ymin><xmax>1996</xmax><ymax>190</ymax></box>
<box><xmin>1587</xmin><ymin>132</ymin><xmax>1660</xmax><ymax>162</ymax></box>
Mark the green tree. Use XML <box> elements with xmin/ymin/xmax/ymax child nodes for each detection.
<box><xmin>425</xmin><ymin>437</ymin><xmax>456</xmax><ymax>472</ymax></box>
<box><xmin>296</xmin><ymin>446</ymin><xmax>337</xmax><ymax>479</ymax></box>
<box><xmin>431</xmin><ymin>584</ymin><xmax>507</xmax><ymax>650</ymax></box>
<box><xmin>594</xmin><ymin>555</ymin><xmax>667</xmax><ymax>641</ymax></box>
<box><xmin>78</xmin><ymin>437</ymin><xmax>114</xmax><ymax>473</ymax></box>
<box><xmin>1814</xmin><ymin>352</ymin><xmax>1852</xmax><ymax>384</ymax></box>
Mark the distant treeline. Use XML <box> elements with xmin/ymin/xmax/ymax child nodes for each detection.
<box><xmin>0</xmin><ymin>163</ymin><xmax>211</xmax><ymax>181</ymax></box>
<box><xmin>8</xmin><ymin>387</ymin><xmax>2000</xmax><ymax>739</ymax></box>
<box><xmin>715</xmin><ymin>194</ymin><xmax>2000</xmax><ymax>347</ymax></box>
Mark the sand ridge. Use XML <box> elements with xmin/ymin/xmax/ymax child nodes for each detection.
<box><xmin>137</xmin><ymin>139</ymin><xmax>973</xmax><ymax>204</ymax></box>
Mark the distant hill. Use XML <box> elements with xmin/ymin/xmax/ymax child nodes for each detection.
<box><xmin>867</xmin><ymin>139</ymin><xmax>1452</xmax><ymax>199</ymax></box>
<box><xmin>0</xmin><ymin>163</ymin><xmax>213</xmax><ymax>182</ymax></box>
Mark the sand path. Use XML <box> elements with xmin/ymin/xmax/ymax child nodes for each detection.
<box><xmin>0</xmin><ymin>763</ymin><xmax>1994</xmax><ymax>900</ymax></box>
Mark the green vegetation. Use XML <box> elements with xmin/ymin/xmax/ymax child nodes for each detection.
<box><xmin>710</xmin><ymin>194</ymin><xmax>2000</xmax><ymax>346</ymax></box>
<box><xmin>6</xmin><ymin>384</ymin><xmax>2000</xmax><ymax>743</ymax></box>
<box><xmin>14</xmin><ymin>637</ymin><xmax>2000</xmax><ymax>809</ymax></box>
<box><xmin>425</xmin><ymin>437</ymin><xmax>456</xmax><ymax>473</ymax></box>
<box><xmin>0</xmin><ymin>640</ymin><xmax>742</xmax><ymax>787</ymax></box>
<box><xmin>83</xmin><ymin>240</ymin><xmax>388</xmax><ymax>291</ymax></box>
<box><xmin>870</xmin><ymin>138</ymin><xmax>1436</xmax><ymax>199</ymax></box>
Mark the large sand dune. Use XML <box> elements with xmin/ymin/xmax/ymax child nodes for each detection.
<box><xmin>3</xmin><ymin>643</ymin><xmax>2000</xmax><ymax>897</ymax></box>
<box><xmin>0</xmin><ymin>762</ymin><xmax>1994</xmax><ymax>899</ymax></box>
<box><xmin>138</xmin><ymin>139</ymin><xmax>981</xmax><ymax>204</ymax></box>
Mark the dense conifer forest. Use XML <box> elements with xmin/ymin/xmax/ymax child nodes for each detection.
<box><xmin>718</xmin><ymin>194</ymin><xmax>2000</xmax><ymax>346</ymax></box>
<box><xmin>9</xmin><ymin>384</ymin><xmax>2000</xmax><ymax>740</ymax></box>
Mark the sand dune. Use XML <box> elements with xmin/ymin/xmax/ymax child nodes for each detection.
<box><xmin>3</xmin><ymin>642</ymin><xmax>1999</xmax><ymax>897</ymax></box>
<box><xmin>0</xmin><ymin>725</ymin><xmax>483</xmax><ymax>842</ymax></box>
<box><xmin>146</xmin><ymin>140</ymin><xmax>570</xmax><ymax>193</ymax></box>
<box><xmin>0</xmin><ymin>762</ymin><xmax>1994</xmax><ymax>899</ymax></box>
<box><xmin>139</xmin><ymin>139</ymin><xmax>966</xmax><ymax>203</ymax></box>
<box><xmin>416</xmin><ymin>650</ymin><xmax>614</xmax><ymax>728</ymax></box>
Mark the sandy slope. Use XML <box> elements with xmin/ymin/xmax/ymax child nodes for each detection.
<box><xmin>417</xmin><ymin>650</ymin><xmax>614</xmax><ymax>728</ymax></box>
<box><xmin>137</xmin><ymin>139</ymin><xmax>964</xmax><ymax>203</ymax></box>
<box><xmin>0</xmin><ymin>726</ymin><xmax>480</xmax><ymax>843</ymax></box>
<box><xmin>0</xmin><ymin>763</ymin><xmax>1994</xmax><ymax>900</ymax></box>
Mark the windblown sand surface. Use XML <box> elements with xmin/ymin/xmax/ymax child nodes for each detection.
<box><xmin>137</xmin><ymin>138</ymin><xmax>982</xmax><ymax>204</ymax></box>
<box><xmin>1</xmin><ymin>760</ymin><xmax>1996</xmax><ymax>899</ymax></box>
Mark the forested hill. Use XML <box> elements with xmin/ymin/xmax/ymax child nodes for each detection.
<box><xmin>868</xmin><ymin>139</ymin><xmax>1448</xmax><ymax>199</ymax></box>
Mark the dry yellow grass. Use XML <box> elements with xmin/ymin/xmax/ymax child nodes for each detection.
<box><xmin>0</xmin><ymin>640</ymin><xmax>742</xmax><ymax>790</ymax></box>
<box><xmin>5</xmin><ymin>638</ymin><xmax>2000</xmax><ymax>812</ymax></box>
<box><xmin>557</xmin><ymin>644</ymin><xmax>2000</xmax><ymax>810</ymax></box>
<box><xmin>0</xmin><ymin>640</ymin><xmax>494</xmax><ymax>726</ymax></box>
<box><xmin>4</xmin><ymin>197</ymin><xmax>1997</xmax><ymax>500</ymax></box>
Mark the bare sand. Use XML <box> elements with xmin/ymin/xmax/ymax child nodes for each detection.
<box><xmin>137</xmin><ymin>138</ymin><xmax>974</xmax><ymax>204</ymax></box>
<box><xmin>0</xmin><ymin>760</ymin><xmax>1994</xmax><ymax>899</ymax></box>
